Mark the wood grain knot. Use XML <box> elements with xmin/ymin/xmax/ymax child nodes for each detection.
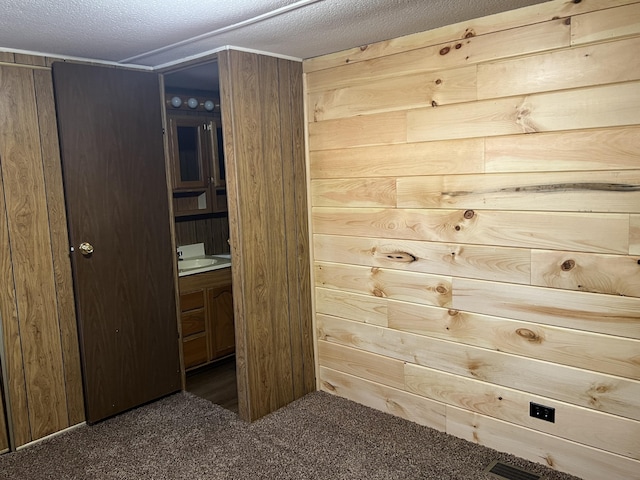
<box><xmin>322</xmin><ymin>381</ymin><xmax>336</xmax><ymax>392</ymax></box>
<box><xmin>371</xmin><ymin>267</ymin><xmax>381</xmax><ymax>274</ymax></box>
<box><xmin>313</xmin><ymin>105</ymin><xmax>324</xmax><ymax>122</ymax></box>
<box><xmin>561</xmin><ymin>259</ymin><xmax>575</xmax><ymax>271</ymax></box>
<box><xmin>372</xmin><ymin>287</ymin><xmax>386</xmax><ymax>298</ymax></box>
<box><xmin>464</xmin><ymin>209</ymin><xmax>475</xmax><ymax>219</ymax></box>
<box><xmin>385</xmin><ymin>398</ymin><xmax>401</xmax><ymax>410</ymax></box>
<box><xmin>564</xmin><ymin>17</ymin><xmax>572</xmax><ymax>25</ymax></box>
<box><xmin>435</xmin><ymin>78</ymin><xmax>442</xmax><ymax>85</ymax></box>
<box><xmin>455</xmin><ymin>225</ymin><xmax>461</xmax><ymax>231</ymax></box>
<box><xmin>431</xmin><ymin>100</ymin><xmax>438</xmax><ymax>107</ymax></box>
<box><xmin>383</xmin><ymin>251</ymin><xmax>417</xmax><ymax>263</ymax></box>
<box><xmin>455</xmin><ymin>43</ymin><xmax>462</xmax><ymax>49</ymax></box>
<box><xmin>359</xmin><ymin>45</ymin><xmax>368</xmax><ymax>51</ymax></box>
<box><xmin>447</xmin><ymin>309</ymin><xmax>459</xmax><ymax>316</ymax></box>
<box><xmin>588</xmin><ymin>395</ymin><xmax>600</xmax><ymax>407</ymax></box>
<box><xmin>467</xmin><ymin>361</ymin><xmax>484</xmax><ymax>378</ymax></box>
<box><xmin>464</xmin><ymin>30</ymin><xmax>475</xmax><ymax>38</ymax></box>
<box><xmin>516</xmin><ymin>328</ymin><xmax>543</xmax><ymax>343</ymax></box>
<box><xmin>592</xmin><ymin>384</ymin><xmax>611</xmax><ymax>394</ymax></box>
<box><xmin>439</xmin><ymin>46</ymin><xmax>450</xmax><ymax>55</ymax></box>
<box><xmin>436</xmin><ymin>285</ymin><xmax>449</xmax><ymax>295</ymax></box>
<box><xmin>516</xmin><ymin>107</ymin><xmax>531</xmax><ymax>121</ymax></box>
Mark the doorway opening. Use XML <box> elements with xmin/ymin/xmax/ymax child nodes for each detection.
<box><xmin>163</xmin><ymin>59</ymin><xmax>238</xmax><ymax>413</ymax></box>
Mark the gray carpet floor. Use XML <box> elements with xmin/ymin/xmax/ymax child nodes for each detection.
<box><xmin>0</xmin><ymin>391</ymin><xmax>582</xmax><ymax>479</ymax></box>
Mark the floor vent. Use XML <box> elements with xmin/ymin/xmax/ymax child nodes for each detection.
<box><xmin>485</xmin><ymin>460</ymin><xmax>542</xmax><ymax>480</ymax></box>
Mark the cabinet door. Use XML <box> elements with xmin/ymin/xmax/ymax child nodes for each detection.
<box><xmin>209</xmin><ymin>285</ymin><xmax>235</xmax><ymax>359</ymax></box>
<box><xmin>168</xmin><ymin>116</ymin><xmax>211</xmax><ymax>190</ymax></box>
<box><xmin>210</xmin><ymin>122</ymin><xmax>225</xmax><ymax>188</ymax></box>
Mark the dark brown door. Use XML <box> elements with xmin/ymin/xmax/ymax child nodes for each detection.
<box><xmin>52</xmin><ymin>63</ymin><xmax>180</xmax><ymax>423</ymax></box>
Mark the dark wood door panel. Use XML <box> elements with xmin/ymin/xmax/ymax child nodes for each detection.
<box><xmin>52</xmin><ymin>63</ymin><xmax>180</xmax><ymax>423</ymax></box>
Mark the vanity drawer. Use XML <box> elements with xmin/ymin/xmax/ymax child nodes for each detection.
<box><xmin>183</xmin><ymin>335</ymin><xmax>207</xmax><ymax>369</ymax></box>
<box><xmin>180</xmin><ymin>290</ymin><xmax>204</xmax><ymax>312</ymax></box>
<box><xmin>181</xmin><ymin>310</ymin><xmax>205</xmax><ymax>336</ymax></box>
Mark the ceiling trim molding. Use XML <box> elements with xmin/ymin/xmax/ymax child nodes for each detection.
<box><xmin>120</xmin><ymin>0</ymin><xmax>323</xmax><ymax>64</ymax></box>
<box><xmin>153</xmin><ymin>45</ymin><xmax>302</xmax><ymax>71</ymax></box>
<box><xmin>0</xmin><ymin>44</ymin><xmax>302</xmax><ymax>74</ymax></box>
<box><xmin>0</xmin><ymin>47</ymin><xmax>153</xmax><ymax>70</ymax></box>
<box><xmin>153</xmin><ymin>46</ymin><xmax>227</xmax><ymax>72</ymax></box>
<box><xmin>221</xmin><ymin>46</ymin><xmax>302</xmax><ymax>63</ymax></box>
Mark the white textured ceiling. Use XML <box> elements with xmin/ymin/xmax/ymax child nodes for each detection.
<box><xmin>0</xmin><ymin>0</ymin><xmax>550</xmax><ymax>69</ymax></box>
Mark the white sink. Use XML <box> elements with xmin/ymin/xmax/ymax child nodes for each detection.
<box><xmin>179</xmin><ymin>257</ymin><xmax>217</xmax><ymax>270</ymax></box>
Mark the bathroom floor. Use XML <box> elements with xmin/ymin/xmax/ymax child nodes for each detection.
<box><xmin>185</xmin><ymin>356</ymin><xmax>238</xmax><ymax>413</ymax></box>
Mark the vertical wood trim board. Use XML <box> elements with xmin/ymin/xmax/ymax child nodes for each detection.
<box><xmin>217</xmin><ymin>51</ymin><xmax>251</xmax><ymax>421</ymax></box>
<box><xmin>0</xmin><ymin>152</ymin><xmax>13</xmax><ymax>453</ymax></box>
<box><xmin>219</xmin><ymin>49</ymin><xmax>314</xmax><ymax>422</ymax></box>
<box><xmin>304</xmin><ymin>1</ymin><xmax>640</xmax><ymax>479</ymax></box>
<box><xmin>32</xmin><ymin>69</ymin><xmax>85</xmax><ymax>428</ymax></box>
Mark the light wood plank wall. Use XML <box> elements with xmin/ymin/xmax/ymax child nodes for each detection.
<box><xmin>304</xmin><ymin>2</ymin><xmax>640</xmax><ymax>479</ymax></box>
<box><xmin>0</xmin><ymin>55</ymin><xmax>84</xmax><ymax>449</ymax></box>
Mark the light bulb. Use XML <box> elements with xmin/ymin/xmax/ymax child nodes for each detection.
<box><xmin>170</xmin><ymin>96</ymin><xmax>182</xmax><ymax>108</ymax></box>
<box><xmin>204</xmin><ymin>100</ymin><xmax>215</xmax><ymax>111</ymax></box>
<box><xmin>187</xmin><ymin>97</ymin><xmax>198</xmax><ymax>109</ymax></box>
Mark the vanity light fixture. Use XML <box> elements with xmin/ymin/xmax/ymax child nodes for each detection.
<box><xmin>166</xmin><ymin>94</ymin><xmax>220</xmax><ymax>112</ymax></box>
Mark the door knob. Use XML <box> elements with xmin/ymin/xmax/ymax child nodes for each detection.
<box><xmin>79</xmin><ymin>242</ymin><xmax>94</xmax><ymax>256</ymax></box>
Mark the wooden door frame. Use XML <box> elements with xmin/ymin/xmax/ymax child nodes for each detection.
<box><xmin>159</xmin><ymin>74</ymin><xmax>188</xmax><ymax>391</ymax></box>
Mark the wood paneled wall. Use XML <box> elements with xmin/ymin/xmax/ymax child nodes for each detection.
<box><xmin>304</xmin><ymin>2</ymin><xmax>640</xmax><ymax>479</ymax></box>
<box><xmin>174</xmin><ymin>214</ymin><xmax>230</xmax><ymax>255</ymax></box>
<box><xmin>219</xmin><ymin>50</ymin><xmax>315</xmax><ymax>421</ymax></box>
<box><xmin>0</xmin><ymin>57</ymin><xmax>84</xmax><ymax>448</ymax></box>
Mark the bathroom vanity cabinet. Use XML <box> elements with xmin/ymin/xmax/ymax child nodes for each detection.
<box><xmin>178</xmin><ymin>267</ymin><xmax>234</xmax><ymax>369</ymax></box>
